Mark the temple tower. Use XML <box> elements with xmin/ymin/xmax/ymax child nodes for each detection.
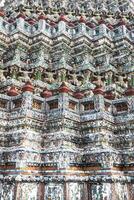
<box><xmin>0</xmin><ymin>0</ymin><xmax>133</xmax><ymax>199</ymax></box>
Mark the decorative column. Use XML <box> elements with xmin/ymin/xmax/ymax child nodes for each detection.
<box><xmin>21</xmin><ymin>81</ymin><xmax>34</xmax><ymax>114</ymax></box>
<box><xmin>67</xmin><ymin>182</ymin><xmax>85</xmax><ymax>200</ymax></box>
<box><xmin>37</xmin><ymin>182</ymin><xmax>45</xmax><ymax>200</ymax></box>
<box><xmin>15</xmin><ymin>82</ymin><xmax>34</xmax><ymax>169</ymax></box>
<box><xmin>127</xmin><ymin>183</ymin><xmax>134</xmax><ymax>200</ymax></box>
<box><xmin>88</xmin><ymin>182</ymin><xmax>92</xmax><ymax>200</ymax></box>
<box><xmin>38</xmin><ymin>14</ymin><xmax>46</xmax><ymax>31</ymax></box>
<box><xmin>119</xmin><ymin>19</ymin><xmax>127</xmax><ymax>36</ymax></box>
<box><xmin>93</xmin><ymin>86</ymin><xmax>105</xmax><ymax>112</ymax></box>
<box><xmin>98</xmin><ymin>19</ymin><xmax>107</xmax><ymax>36</ymax></box>
<box><xmin>83</xmin><ymin>182</ymin><xmax>89</xmax><ymax>200</ymax></box>
<box><xmin>16</xmin><ymin>13</ymin><xmax>26</xmax><ymax>31</ymax></box>
<box><xmin>15</xmin><ymin>182</ymin><xmax>21</xmax><ymax>200</ymax></box>
<box><xmin>58</xmin><ymin>15</ymin><xmax>67</xmax><ymax>34</ymax></box>
<box><xmin>16</xmin><ymin>182</ymin><xmax>38</xmax><ymax>200</ymax></box>
<box><xmin>79</xmin><ymin>16</ymin><xmax>86</xmax><ymax>34</ymax></box>
<box><xmin>0</xmin><ymin>181</ymin><xmax>16</xmax><ymax>200</ymax></box>
<box><xmin>58</xmin><ymin>82</ymin><xmax>71</xmax><ymax>112</ymax></box>
<box><xmin>125</xmin><ymin>75</ymin><xmax>134</xmax><ymax>112</ymax></box>
<box><xmin>0</xmin><ymin>10</ymin><xmax>5</xmax><ymax>33</ymax></box>
<box><xmin>64</xmin><ymin>181</ymin><xmax>69</xmax><ymax>200</ymax></box>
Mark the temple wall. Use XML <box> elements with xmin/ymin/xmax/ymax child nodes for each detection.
<box><xmin>0</xmin><ymin>181</ymin><xmax>133</xmax><ymax>200</ymax></box>
<box><xmin>0</xmin><ymin>0</ymin><xmax>133</xmax><ymax>199</ymax></box>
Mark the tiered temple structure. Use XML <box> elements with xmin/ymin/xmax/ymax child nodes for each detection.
<box><xmin>0</xmin><ymin>0</ymin><xmax>133</xmax><ymax>199</ymax></box>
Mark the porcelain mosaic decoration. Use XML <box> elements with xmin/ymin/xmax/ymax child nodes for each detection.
<box><xmin>0</xmin><ymin>0</ymin><xmax>133</xmax><ymax>199</ymax></box>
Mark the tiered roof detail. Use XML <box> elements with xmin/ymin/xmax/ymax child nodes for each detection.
<box><xmin>2</xmin><ymin>0</ymin><xmax>134</xmax><ymax>14</ymax></box>
<box><xmin>0</xmin><ymin>0</ymin><xmax>133</xmax><ymax>199</ymax></box>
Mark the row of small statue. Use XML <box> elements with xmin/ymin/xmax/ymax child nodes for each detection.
<box><xmin>0</xmin><ymin>67</ymin><xmax>133</xmax><ymax>88</ymax></box>
<box><xmin>3</xmin><ymin>0</ymin><xmax>132</xmax><ymax>16</ymax></box>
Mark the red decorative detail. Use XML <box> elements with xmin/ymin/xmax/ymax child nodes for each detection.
<box><xmin>41</xmin><ymin>88</ymin><xmax>52</xmax><ymax>98</ymax></box>
<box><xmin>125</xmin><ymin>87</ymin><xmax>134</xmax><ymax>96</ymax></box>
<box><xmin>74</xmin><ymin>91</ymin><xmax>84</xmax><ymax>99</ymax></box>
<box><xmin>107</xmin><ymin>23</ymin><xmax>113</xmax><ymax>30</ymax></box>
<box><xmin>79</xmin><ymin>16</ymin><xmax>86</xmax><ymax>23</ymax></box>
<box><xmin>118</xmin><ymin>19</ymin><xmax>126</xmax><ymax>26</ymax></box>
<box><xmin>8</xmin><ymin>18</ymin><xmax>14</xmax><ymax>23</ymax></box>
<box><xmin>27</xmin><ymin>18</ymin><xmax>36</xmax><ymax>25</ymax></box>
<box><xmin>59</xmin><ymin>82</ymin><xmax>70</xmax><ymax>93</ymax></box>
<box><xmin>68</xmin><ymin>22</ymin><xmax>74</xmax><ymax>27</ymax></box>
<box><xmin>38</xmin><ymin>14</ymin><xmax>46</xmax><ymax>20</ymax></box>
<box><xmin>93</xmin><ymin>86</ymin><xmax>104</xmax><ymax>95</ymax></box>
<box><xmin>104</xmin><ymin>91</ymin><xmax>115</xmax><ymax>100</ymax></box>
<box><xmin>59</xmin><ymin>15</ymin><xmax>68</xmax><ymax>22</ymax></box>
<box><xmin>86</xmin><ymin>22</ymin><xmax>95</xmax><ymax>28</ymax></box>
<box><xmin>16</xmin><ymin>13</ymin><xmax>26</xmax><ymax>19</ymax></box>
<box><xmin>22</xmin><ymin>82</ymin><xmax>34</xmax><ymax>93</ymax></box>
<box><xmin>0</xmin><ymin>10</ymin><xmax>5</xmax><ymax>17</ymax></box>
<box><xmin>7</xmin><ymin>86</ymin><xmax>19</xmax><ymax>96</ymax></box>
<box><xmin>98</xmin><ymin>18</ymin><xmax>106</xmax><ymax>25</ymax></box>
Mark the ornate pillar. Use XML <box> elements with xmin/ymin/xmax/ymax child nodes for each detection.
<box><xmin>37</xmin><ymin>182</ymin><xmax>45</xmax><ymax>200</ymax></box>
<box><xmin>64</xmin><ymin>182</ymin><xmax>69</xmax><ymax>200</ymax></box>
<box><xmin>127</xmin><ymin>183</ymin><xmax>134</xmax><ymax>200</ymax></box>
<box><xmin>15</xmin><ymin>182</ymin><xmax>21</xmax><ymax>200</ymax></box>
<box><xmin>83</xmin><ymin>182</ymin><xmax>89</xmax><ymax>200</ymax></box>
<box><xmin>111</xmin><ymin>183</ymin><xmax>116</xmax><ymax>200</ymax></box>
<box><xmin>0</xmin><ymin>181</ymin><xmax>16</xmax><ymax>200</ymax></box>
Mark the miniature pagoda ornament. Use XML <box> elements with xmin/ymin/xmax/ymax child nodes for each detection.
<box><xmin>125</xmin><ymin>74</ymin><xmax>134</xmax><ymax>96</ymax></box>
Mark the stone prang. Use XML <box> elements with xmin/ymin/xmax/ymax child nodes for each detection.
<box><xmin>0</xmin><ymin>0</ymin><xmax>133</xmax><ymax>199</ymax></box>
